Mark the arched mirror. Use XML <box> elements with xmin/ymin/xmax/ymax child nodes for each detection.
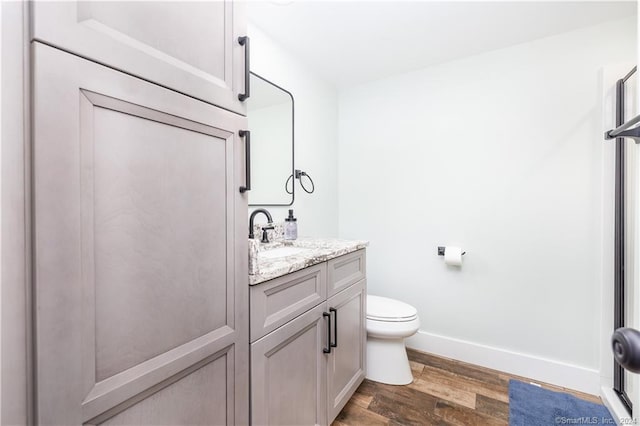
<box><xmin>248</xmin><ymin>72</ymin><xmax>294</xmax><ymax>206</ymax></box>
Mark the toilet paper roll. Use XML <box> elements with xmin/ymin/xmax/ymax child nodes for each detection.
<box><xmin>444</xmin><ymin>246</ymin><xmax>463</xmax><ymax>266</ymax></box>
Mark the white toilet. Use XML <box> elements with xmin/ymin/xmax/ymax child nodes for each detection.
<box><xmin>366</xmin><ymin>295</ymin><xmax>420</xmax><ymax>385</ymax></box>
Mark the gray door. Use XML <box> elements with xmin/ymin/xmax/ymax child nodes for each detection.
<box><xmin>31</xmin><ymin>1</ymin><xmax>247</xmax><ymax>115</ymax></box>
<box><xmin>326</xmin><ymin>280</ymin><xmax>366</xmax><ymax>423</ymax></box>
<box><xmin>32</xmin><ymin>42</ymin><xmax>248</xmax><ymax>425</ymax></box>
<box><xmin>251</xmin><ymin>303</ymin><xmax>328</xmax><ymax>426</ymax></box>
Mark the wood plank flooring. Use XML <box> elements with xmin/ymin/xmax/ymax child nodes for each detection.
<box><xmin>332</xmin><ymin>349</ymin><xmax>602</xmax><ymax>426</ymax></box>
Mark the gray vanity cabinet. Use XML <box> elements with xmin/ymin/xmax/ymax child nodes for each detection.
<box><xmin>32</xmin><ymin>38</ymin><xmax>248</xmax><ymax>425</ymax></box>
<box><xmin>31</xmin><ymin>0</ymin><xmax>247</xmax><ymax>115</ymax></box>
<box><xmin>250</xmin><ymin>249</ymin><xmax>366</xmax><ymax>425</ymax></box>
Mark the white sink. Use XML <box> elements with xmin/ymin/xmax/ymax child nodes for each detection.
<box><xmin>259</xmin><ymin>246</ymin><xmax>311</xmax><ymax>260</ymax></box>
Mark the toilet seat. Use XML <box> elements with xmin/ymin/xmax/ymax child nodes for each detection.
<box><xmin>367</xmin><ymin>295</ymin><xmax>418</xmax><ymax>322</ymax></box>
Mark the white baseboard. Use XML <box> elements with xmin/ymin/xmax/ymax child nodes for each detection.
<box><xmin>406</xmin><ymin>330</ymin><xmax>600</xmax><ymax>395</ymax></box>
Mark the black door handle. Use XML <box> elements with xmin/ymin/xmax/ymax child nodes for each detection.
<box><xmin>330</xmin><ymin>307</ymin><xmax>337</xmax><ymax>348</ymax></box>
<box><xmin>239</xmin><ymin>130</ymin><xmax>251</xmax><ymax>193</ymax></box>
<box><xmin>323</xmin><ymin>312</ymin><xmax>332</xmax><ymax>354</ymax></box>
<box><xmin>612</xmin><ymin>327</ymin><xmax>640</xmax><ymax>373</ymax></box>
<box><xmin>238</xmin><ymin>36</ymin><xmax>250</xmax><ymax>102</ymax></box>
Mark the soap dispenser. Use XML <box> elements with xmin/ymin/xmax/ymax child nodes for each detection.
<box><xmin>284</xmin><ymin>209</ymin><xmax>298</xmax><ymax>241</ymax></box>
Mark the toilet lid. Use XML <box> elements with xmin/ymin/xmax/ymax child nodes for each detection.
<box><xmin>367</xmin><ymin>295</ymin><xmax>418</xmax><ymax>322</ymax></box>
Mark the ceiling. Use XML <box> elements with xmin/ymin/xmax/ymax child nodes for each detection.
<box><xmin>247</xmin><ymin>1</ymin><xmax>636</xmax><ymax>88</ymax></box>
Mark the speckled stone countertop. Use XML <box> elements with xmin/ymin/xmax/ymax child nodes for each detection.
<box><xmin>249</xmin><ymin>237</ymin><xmax>369</xmax><ymax>285</ymax></box>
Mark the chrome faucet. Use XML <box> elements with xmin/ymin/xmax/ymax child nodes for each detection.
<box><xmin>249</xmin><ymin>208</ymin><xmax>273</xmax><ymax>239</ymax></box>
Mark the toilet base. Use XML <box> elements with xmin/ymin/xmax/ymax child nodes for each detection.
<box><xmin>366</xmin><ymin>336</ymin><xmax>413</xmax><ymax>385</ymax></box>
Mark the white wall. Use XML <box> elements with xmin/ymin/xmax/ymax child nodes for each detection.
<box><xmin>248</xmin><ymin>24</ymin><xmax>339</xmax><ymax>236</ymax></box>
<box><xmin>338</xmin><ymin>17</ymin><xmax>636</xmax><ymax>394</ymax></box>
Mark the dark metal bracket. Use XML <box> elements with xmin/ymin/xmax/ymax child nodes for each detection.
<box><xmin>605</xmin><ymin>67</ymin><xmax>640</xmax><ymax>143</ymax></box>
<box><xmin>437</xmin><ymin>246</ymin><xmax>466</xmax><ymax>256</ymax></box>
<box><xmin>605</xmin><ymin>125</ymin><xmax>640</xmax><ymax>142</ymax></box>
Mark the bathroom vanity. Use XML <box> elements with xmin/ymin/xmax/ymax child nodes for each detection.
<box><xmin>249</xmin><ymin>240</ymin><xmax>367</xmax><ymax>425</ymax></box>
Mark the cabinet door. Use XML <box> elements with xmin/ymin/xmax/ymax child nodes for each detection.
<box><xmin>251</xmin><ymin>303</ymin><xmax>328</xmax><ymax>426</ymax></box>
<box><xmin>32</xmin><ymin>42</ymin><xmax>248</xmax><ymax>425</ymax></box>
<box><xmin>31</xmin><ymin>0</ymin><xmax>247</xmax><ymax>115</ymax></box>
<box><xmin>326</xmin><ymin>280</ymin><xmax>367</xmax><ymax>423</ymax></box>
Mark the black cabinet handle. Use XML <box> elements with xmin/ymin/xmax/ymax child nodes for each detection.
<box><xmin>238</xmin><ymin>36</ymin><xmax>250</xmax><ymax>102</ymax></box>
<box><xmin>330</xmin><ymin>307</ymin><xmax>338</xmax><ymax>348</ymax></box>
<box><xmin>613</xmin><ymin>327</ymin><xmax>640</xmax><ymax>373</ymax></box>
<box><xmin>239</xmin><ymin>130</ymin><xmax>251</xmax><ymax>193</ymax></box>
<box><xmin>323</xmin><ymin>312</ymin><xmax>332</xmax><ymax>354</ymax></box>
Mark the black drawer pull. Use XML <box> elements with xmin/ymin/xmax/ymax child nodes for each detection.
<box><xmin>330</xmin><ymin>307</ymin><xmax>337</xmax><ymax>348</ymax></box>
<box><xmin>238</xmin><ymin>36</ymin><xmax>250</xmax><ymax>102</ymax></box>
<box><xmin>323</xmin><ymin>312</ymin><xmax>332</xmax><ymax>354</ymax></box>
<box><xmin>239</xmin><ymin>130</ymin><xmax>251</xmax><ymax>193</ymax></box>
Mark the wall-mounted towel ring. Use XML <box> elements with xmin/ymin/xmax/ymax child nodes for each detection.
<box><xmin>285</xmin><ymin>169</ymin><xmax>315</xmax><ymax>194</ymax></box>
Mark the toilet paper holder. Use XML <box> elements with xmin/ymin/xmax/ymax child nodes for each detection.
<box><xmin>437</xmin><ymin>246</ymin><xmax>466</xmax><ymax>256</ymax></box>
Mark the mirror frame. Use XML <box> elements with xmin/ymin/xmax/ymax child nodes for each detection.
<box><xmin>248</xmin><ymin>71</ymin><xmax>295</xmax><ymax>207</ymax></box>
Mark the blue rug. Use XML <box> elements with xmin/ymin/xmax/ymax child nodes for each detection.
<box><xmin>509</xmin><ymin>380</ymin><xmax>615</xmax><ymax>426</ymax></box>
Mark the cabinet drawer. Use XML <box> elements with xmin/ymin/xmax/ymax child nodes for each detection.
<box><xmin>327</xmin><ymin>249</ymin><xmax>366</xmax><ymax>297</ymax></box>
<box><xmin>250</xmin><ymin>263</ymin><xmax>327</xmax><ymax>342</ymax></box>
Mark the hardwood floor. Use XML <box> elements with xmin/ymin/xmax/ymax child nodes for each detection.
<box><xmin>332</xmin><ymin>349</ymin><xmax>602</xmax><ymax>426</ymax></box>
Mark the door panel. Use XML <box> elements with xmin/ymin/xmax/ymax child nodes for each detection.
<box><xmin>33</xmin><ymin>42</ymin><xmax>248</xmax><ymax>425</ymax></box>
<box><xmin>91</xmin><ymin>105</ymin><xmax>228</xmax><ymax>380</ymax></box>
<box><xmin>251</xmin><ymin>303</ymin><xmax>328</xmax><ymax>426</ymax></box>
<box><xmin>327</xmin><ymin>280</ymin><xmax>366</xmax><ymax>423</ymax></box>
<box><xmin>31</xmin><ymin>1</ymin><xmax>247</xmax><ymax>115</ymax></box>
<box><xmin>91</xmin><ymin>350</ymin><xmax>230</xmax><ymax>425</ymax></box>
<box><xmin>76</xmin><ymin>1</ymin><xmax>226</xmax><ymax>80</ymax></box>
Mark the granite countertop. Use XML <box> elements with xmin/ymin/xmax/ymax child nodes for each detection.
<box><xmin>249</xmin><ymin>237</ymin><xmax>369</xmax><ymax>285</ymax></box>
